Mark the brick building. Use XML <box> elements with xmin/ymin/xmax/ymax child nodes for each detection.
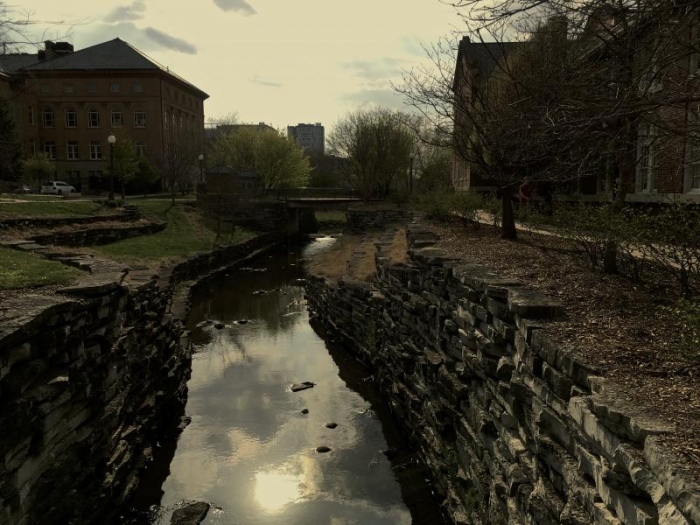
<box><xmin>451</xmin><ymin>37</ymin><xmax>520</xmax><ymax>192</ymax></box>
<box><xmin>0</xmin><ymin>39</ymin><xmax>208</xmax><ymax>192</ymax></box>
<box><xmin>451</xmin><ymin>19</ymin><xmax>700</xmax><ymax>203</ymax></box>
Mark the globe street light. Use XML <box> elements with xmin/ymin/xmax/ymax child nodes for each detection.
<box><xmin>198</xmin><ymin>153</ymin><xmax>204</xmax><ymax>183</ymax></box>
<box><xmin>107</xmin><ymin>134</ymin><xmax>116</xmax><ymax>202</ymax></box>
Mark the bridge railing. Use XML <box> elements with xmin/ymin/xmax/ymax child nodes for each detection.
<box><xmin>265</xmin><ymin>187</ymin><xmax>359</xmax><ymax>200</ymax></box>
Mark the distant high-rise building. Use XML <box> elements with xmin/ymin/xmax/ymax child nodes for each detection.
<box><xmin>287</xmin><ymin>122</ymin><xmax>324</xmax><ymax>155</ymax></box>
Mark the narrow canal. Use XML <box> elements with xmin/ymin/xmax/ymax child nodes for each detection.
<box><xmin>127</xmin><ymin>238</ymin><xmax>446</xmax><ymax>525</ymax></box>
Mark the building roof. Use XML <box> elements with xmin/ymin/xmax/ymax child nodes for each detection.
<box><xmin>453</xmin><ymin>37</ymin><xmax>521</xmax><ymax>91</ymax></box>
<box><xmin>20</xmin><ymin>38</ymin><xmax>208</xmax><ymax>98</ymax></box>
<box><xmin>0</xmin><ymin>53</ymin><xmax>40</xmax><ymax>74</ymax></box>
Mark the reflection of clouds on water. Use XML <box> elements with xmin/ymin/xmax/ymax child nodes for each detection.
<box><xmin>153</xmin><ymin>243</ymin><xmax>421</xmax><ymax>525</ymax></box>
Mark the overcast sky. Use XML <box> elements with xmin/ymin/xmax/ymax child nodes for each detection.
<box><xmin>22</xmin><ymin>0</ymin><xmax>463</xmax><ymax>133</ymax></box>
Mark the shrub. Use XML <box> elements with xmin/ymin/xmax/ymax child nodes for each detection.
<box><xmin>635</xmin><ymin>202</ymin><xmax>700</xmax><ymax>298</ymax></box>
<box><xmin>451</xmin><ymin>192</ymin><xmax>482</xmax><ymax>227</ymax></box>
<box><xmin>481</xmin><ymin>194</ymin><xmax>502</xmax><ymax>231</ymax></box>
<box><xmin>550</xmin><ymin>204</ymin><xmax>616</xmax><ymax>269</ymax></box>
<box><xmin>416</xmin><ymin>189</ymin><xmax>453</xmax><ymax>221</ymax></box>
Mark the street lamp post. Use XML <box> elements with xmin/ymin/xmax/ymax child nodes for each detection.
<box><xmin>198</xmin><ymin>153</ymin><xmax>204</xmax><ymax>183</ymax></box>
<box><xmin>107</xmin><ymin>134</ymin><xmax>116</xmax><ymax>202</ymax></box>
<box><xmin>409</xmin><ymin>154</ymin><xmax>414</xmax><ymax>195</ymax></box>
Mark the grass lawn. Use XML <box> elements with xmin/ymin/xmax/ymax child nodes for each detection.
<box><xmin>0</xmin><ymin>200</ymin><xmax>105</xmax><ymax>218</ymax></box>
<box><xmin>93</xmin><ymin>199</ymin><xmax>255</xmax><ymax>266</ymax></box>
<box><xmin>0</xmin><ymin>247</ymin><xmax>82</xmax><ymax>289</ymax></box>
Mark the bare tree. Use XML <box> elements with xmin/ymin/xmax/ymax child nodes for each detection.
<box><xmin>162</xmin><ymin>122</ymin><xmax>201</xmax><ymax>204</ymax></box>
<box><xmin>327</xmin><ymin>107</ymin><xmax>415</xmax><ymax>200</ymax></box>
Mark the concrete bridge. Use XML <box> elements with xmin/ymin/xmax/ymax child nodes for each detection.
<box><xmin>266</xmin><ymin>188</ymin><xmax>360</xmax><ymax>233</ymax></box>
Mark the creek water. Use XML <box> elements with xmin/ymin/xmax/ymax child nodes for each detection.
<box><xmin>126</xmin><ymin>238</ymin><xmax>446</xmax><ymax>525</ymax></box>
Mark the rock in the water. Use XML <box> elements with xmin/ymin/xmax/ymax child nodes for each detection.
<box><xmin>214</xmin><ymin>322</ymin><xmax>225</xmax><ymax>330</ymax></box>
<box><xmin>235</xmin><ymin>319</ymin><xmax>249</xmax><ymax>325</ymax></box>
<box><xmin>291</xmin><ymin>381</ymin><xmax>315</xmax><ymax>392</ymax></box>
<box><xmin>382</xmin><ymin>448</ymin><xmax>398</xmax><ymax>459</ymax></box>
<box><xmin>316</xmin><ymin>446</ymin><xmax>331</xmax><ymax>453</ymax></box>
<box><xmin>324</xmin><ymin>422</ymin><xmax>338</xmax><ymax>429</ymax></box>
<box><xmin>301</xmin><ymin>408</ymin><xmax>309</xmax><ymax>414</ymax></box>
<box><xmin>171</xmin><ymin>502</ymin><xmax>210</xmax><ymax>525</ymax></box>
<box><xmin>178</xmin><ymin>416</ymin><xmax>192</xmax><ymax>430</ymax></box>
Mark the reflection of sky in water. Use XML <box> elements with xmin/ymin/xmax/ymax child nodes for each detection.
<box><xmin>153</xmin><ymin>239</ymin><xmax>414</xmax><ymax>525</ymax></box>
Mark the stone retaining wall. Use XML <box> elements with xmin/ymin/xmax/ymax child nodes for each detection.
<box><xmin>345</xmin><ymin>208</ymin><xmax>414</xmax><ymax>233</ymax></box>
<box><xmin>0</xmin><ymin>231</ymin><xmax>287</xmax><ymax>524</ymax></box>
<box><xmin>0</xmin><ymin>206</ymin><xmax>140</xmax><ymax>230</ymax></box>
<box><xmin>28</xmin><ymin>221</ymin><xmax>166</xmax><ymax>247</ymax></box>
<box><xmin>0</xmin><ymin>262</ymin><xmax>191</xmax><ymax>525</ymax></box>
<box><xmin>166</xmin><ymin>232</ymin><xmax>283</xmax><ymax>284</ymax></box>
<box><xmin>306</xmin><ymin>223</ymin><xmax>700</xmax><ymax>525</ymax></box>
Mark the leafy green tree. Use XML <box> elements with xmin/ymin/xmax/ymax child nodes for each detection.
<box><xmin>0</xmin><ymin>101</ymin><xmax>19</xmax><ymax>181</ymax></box>
<box><xmin>328</xmin><ymin>107</ymin><xmax>415</xmax><ymax>200</ymax></box>
<box><xmin>107</xmin><ymin>136</ymin><xmax>138</xmax><ymax>199</ymax></box>
<box><xmin>209</xmin><ymin>127</ymin><xmax>311</xmax><ymax>189</ymax></box>
<box><xmin>135</xmin><ymin>157</ymin><xmax>159</xmax><ymax>197</ymax></box>
<box><xmin>21</xmin><ymin>153</ymin><xmax>54</xmax><ymax>188</ymax></box>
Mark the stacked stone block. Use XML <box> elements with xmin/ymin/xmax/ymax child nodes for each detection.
<box><xmin>306</xmin><ymin>221</ymin><xmax>700</xmax><ymax>525</ymax></box>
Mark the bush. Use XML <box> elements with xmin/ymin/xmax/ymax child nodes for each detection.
<box><xmin>481</xmin><ymin>194</ymin><xmax>502</xmax><ymax>231</ymax></box>
<box><xmin>451</xmin><ymin>192</ymin><xmax>482</xmax><ymax>227</ymax></box>
<box><xmin>416</xmin><ymin>189</ymin><xmax>453</xmax><ymax>221</ymax></box>
<box><xmin>635</xmin><ymin>202</ymin><xmax>700</xmax><ymax>298</ymax></box>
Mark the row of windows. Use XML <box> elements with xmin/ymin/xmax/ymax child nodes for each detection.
<box><xmin>164</xmin><ymin>86</ymin><xmax>197</xmax><ymax>108</ymax></box>
<box><xmin>32</xmin><ymin>106</ymin><xmax>146</xmax><ymax>129</ymax></box>
<box><xmin>37</xmin><ymin>140</ymin><xmax>147</xmax><ymax>160</ymax></box>
<box><xmin>40</xmin><ymin>82</ymin><xmax>143</xmax><ymax>94</ymax></box>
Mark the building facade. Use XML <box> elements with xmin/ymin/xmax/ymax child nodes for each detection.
<box><xmin>287</xmin><ymin>122</ymin><xmax>324</xmax><ymax>155</ymax></box>
<box><xmin>0</xmin><ymin>39</ymin><xmax>208</xmax><ymax>192</ymax></box>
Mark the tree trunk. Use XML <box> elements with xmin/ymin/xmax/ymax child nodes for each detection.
<box><xmin>603</xmin><ymin>132</ymin><xmax>634</xmax><ymax>274</ymax></box>
<box><xmin>121</xmin><ymin>178</ymin><xmax>125</xmax><ymax>202</ymax></box>
<box><xmin>501</xmin><ymin>186</ymin><xmax>517</xmax><ymax>240</ymax></box>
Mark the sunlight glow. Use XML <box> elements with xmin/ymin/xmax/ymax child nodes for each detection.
<box><xmin>254</xmin><ymin>470</ymin><xmax>302</xmax><ymax>512</ymax></box>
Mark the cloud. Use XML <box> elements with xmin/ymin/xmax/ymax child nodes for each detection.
<box><xmin>250</xmin><ymin>75</ymin><xmax>282</xmax><ymax>88</ymax></box>
<box><xmin>213</xmin><ymin>0</ymin><xmax>257</xmax><ymax>15</ymax></box>
<box><xmin>144</xmin><ymin>27</ymin><xmax>197</xmax><ymax>54</ymax></box>
<box><xmin>341</xmin><ymin>88</ymin><xmax>411</xmax><ymax>111</ymax></box>
<box><xmin>343</xmin><ymin>57</ymin><xmax>405</xmax><ymax>86</ymax></box>
<box><xmin>104</xmin><ymin>0</ymin><xmax>147</xmax><ymax>23</ymax></box>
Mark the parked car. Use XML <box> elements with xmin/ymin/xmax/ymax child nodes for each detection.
<box><xmin>41</xmin><ymin>181</ymin><xmax>76</xmax><ymax>195</ymax></box>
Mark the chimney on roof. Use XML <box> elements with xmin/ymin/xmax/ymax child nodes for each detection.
<box><xmin>38</xmin><ymin>41</ymin><xmax>74</xmax><ymax>61</ymax></box>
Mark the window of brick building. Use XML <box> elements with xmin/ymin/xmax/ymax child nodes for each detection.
<box><xmin>111</xmin><ymin>108</ymin><xmax>123</xmax><ymax>127</ymax></box>
<box><xmin>65</xmin><ymin>107</ymin><xmax>77</xmax><ymax>128</ymax></box>
<box><xmin>135</xmin><ymin>141</ymin><xmax>146</xmax><ymax>156</ymax></box>
<box><xmin>41</xmin><ymin>106</ymin><xmax>55</xmax><ymax>127</ymax></box>
<box><xmin>28</xmin><ymin>106</ymin><xmax>34</xmax><ymax>125</ymax></box>
<box><xmin>636</xmin><ymin>123</ymin><xmax>658</xmax><ymax>193</ymax></box>
<box><xmin>67</xmin><ymin>141</ymin><xmax>79</xmax><ymax>160</ymax></box>
<box><xmin>30</xmin><ymin>141</ymin><xmax>36</xmax><ymax>156</ymax></box>
<box><xmin>43</xmin><ymin>141</ymin><xmax>56</xmax><ymax>160</ymax></box>
<box><xmin>86</xmin><ymin>82</ymin><xmax>96</xmax><ymax>93</ymax></box>
<box><xmin>89</xmin><ymin>141</ymin><xmax>102</xmax><ymax>160</ymax></box>
<box><xmin>133</xmin><ymin>82</ymin><xmax>143</xmax><ymax>93</ymax></box>
<box><xmin>40</xmin><ymin>83</ymin><xmax>49</xmax><ymax>93</ymax></box>
<box><xmin>64</xmin><ymin>83</ymin><xmax>74</xmax><ymax>93</ymax></box>
<box><xmin>88</xmin><ymin>107</ymin><xmax>100</xmax><ymax>128</ymax></box>
<box><xmin>111</xmin><ymin>83</ymin><xmax>120</xmax><ymax>93</ymax></box>
<box><xmin>134</xmin><ymin>109</ymin><xmax>146</xmax><ymax>128</ymax></box>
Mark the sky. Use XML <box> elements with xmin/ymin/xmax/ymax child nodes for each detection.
<box><xmin>21</xmin><ymin>0</ymin><xmax>465</xmax><ymax>134</ymax></box>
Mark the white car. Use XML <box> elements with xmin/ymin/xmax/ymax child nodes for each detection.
<box><xmin>41</xmin><ymin>181</ymin><xmax>76</xmax><ymax>195</ymax></box>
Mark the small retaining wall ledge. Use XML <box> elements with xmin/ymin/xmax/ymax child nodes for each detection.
<box><xmin>28</xmin><ymin>221</ymin><xmax>166</xmax><ymax>247</ymax></box>
<box><xmin>345</xmin><ymin>208</ymin><xmax>414</xmax><ymax>233</ymax></box>
<box><xmin>306</xmin><ymin>222</ymin><xmax>700</xmax><ymax>525</ymax></box>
